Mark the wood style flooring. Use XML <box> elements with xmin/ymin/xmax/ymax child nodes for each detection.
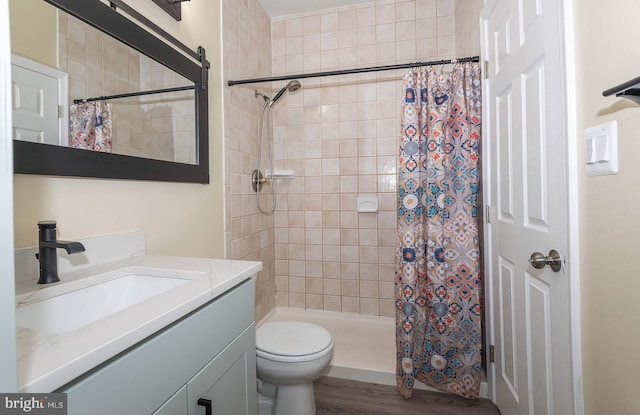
<box><xmin>314</xmin><ymin>377</ymin><xmax>501</xmax><ymax>415</ymax></box>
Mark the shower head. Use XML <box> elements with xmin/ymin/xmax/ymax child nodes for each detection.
<box><xmin>270</xmin><ymin>80</ymin><xmax>302</xmax><ymax>106</ymax></box>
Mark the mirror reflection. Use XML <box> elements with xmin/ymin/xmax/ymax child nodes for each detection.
<box><xmin>10</xmin><ymin>0</ymin><xmax>197</xmax><ymax>164</ymax></box>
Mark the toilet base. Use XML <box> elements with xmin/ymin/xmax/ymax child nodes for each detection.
<box><xmin>257</xmin><ymin>394</ymin><xmax>274</xmax><ymax>415</ymax></box>
<box><xmin>257</xmin><ymin>378</ymin><xmax>316</xmax><ymax>415</ymax></box>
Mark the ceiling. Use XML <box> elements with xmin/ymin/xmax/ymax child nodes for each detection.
<box><xmin>257</xmin><ymin>0</ymin><xmax>374</xmax><ymax>17</ymax></box>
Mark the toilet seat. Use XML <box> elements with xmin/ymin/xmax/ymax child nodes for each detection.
<box><xmin>256</xmin><ymin>321</ymin><xmax>333</xmax><ymax>363</ymax></box>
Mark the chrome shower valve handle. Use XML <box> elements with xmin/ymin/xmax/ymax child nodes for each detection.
<box><xmin>252</xmin><ymin>169</ymin><xmax>271</xmax><ymax>193</ymax></box>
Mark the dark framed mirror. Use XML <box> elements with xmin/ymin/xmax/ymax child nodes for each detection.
<box><xmin>12</xmin><ymin>0</ymin><xmax>210</xmax><ymax>183</ymax></box>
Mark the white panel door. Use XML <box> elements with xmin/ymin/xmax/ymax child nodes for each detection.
<box><xmin>11</xmin><ymin>61</ymin><xmax>62</xmax><ymax>144</ymax></box>
<box><xmin>482</xmin><ymin>0</ymin><xmax>574</xmax><ymax>413</ymax></box>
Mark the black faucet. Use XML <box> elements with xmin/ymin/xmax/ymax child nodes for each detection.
<box><xmin>37</xmin><ymin>221</ymin><xmax>86</xmax><ymax>284</ymax></box>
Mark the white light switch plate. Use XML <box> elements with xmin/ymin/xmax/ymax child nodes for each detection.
<box><xmin>584</xmin><ymin>121</ymin><xmax>618</xmax><ymax>176</ymax></box>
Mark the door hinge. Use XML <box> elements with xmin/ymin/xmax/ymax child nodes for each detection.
<box><xmin>483</xmin><ymin>60</ymin><xmax>489</xmax><ymax>79</ymax></box>
<box><xmin>489</xmin><ymin>345</ymin><xmax>495</xmax><ymax>363</ymax></box>
<box><xmin>58</xmin><ymin>105</ymin><xmax>63</xmax><ymax>118</ymax></box>
<box><xmin>486</xmin><ymin>205</ymin><xmax>496</xmax><ymax>223</ymax></box>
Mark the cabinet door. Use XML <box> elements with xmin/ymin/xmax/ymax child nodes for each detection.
<box><xmin>152</xmin><ymin>386</ymin><xmax>187</xmax><ymax>415</ymax></box>
<box><xmin>188</xmin><ymin>324</ymin><xmax>257</xmax><ymax>415</ymax></box>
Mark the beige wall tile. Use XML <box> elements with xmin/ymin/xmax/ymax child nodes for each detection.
<box><xmin>289</xmin><ymin>293</ymin><xmax>306</xmax><ymax>308</ymax></box>
<box><xmin>223</xmin><ymin>0</ymin><xmax>276</xmax><ymax>322</ymax></box>
<box><xmin>303</xmin><ymin>15</ymin><xmax>322</xmax><ymax>34</ymax></box>
<box><xmin>342</xmin><ymin>296</ymin><xmax>360</xmax><ymax>313</ymax></box>
<box><xmin>324</xmin><ymin>295</ymin><xmax>342</xmax><ymax>311</ymax></box>
<box><xmin>380</xmin><ymin>299</ymin><xmax>396</xmax><ymax>317</ymax></box>
<box><xmin>324</xmin><ymin>278</ymin><xmax>341</xmax><ymax>295</ymax></box>
<box><xmin>360</xmin><ymin>298</ymin><xmax>380</xmax><ymax>315</ymax></box>
<box><xmin>258</xmin><ymin>0</ymin><xmax>471</xmax><ymax>317</ymax></box>
<box><xmin>307</xmin><ymin>294</ymin><xmax>324</xmax><ymax>309</ymax></box>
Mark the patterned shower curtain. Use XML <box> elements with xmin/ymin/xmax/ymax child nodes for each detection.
<box><xmin>69</xmin><ymin>101</ymin><xmax>113</xmax><ymax>152</ymax></box>
<box><xmin>396</xmin><ymin>62</ymin><xmax>482</xmax><ymax>399</ymax></box>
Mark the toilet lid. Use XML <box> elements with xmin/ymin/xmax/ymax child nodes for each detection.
<box><xmin>256</xmin><ymin>321</ymin><xmax>332</xmax><ymax>357</ymax></box>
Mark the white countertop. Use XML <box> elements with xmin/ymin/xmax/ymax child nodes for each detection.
<box><xmin>15</xmin><ymin>255</ymin><xmax>262</xmax><ymax>392</ymax></box>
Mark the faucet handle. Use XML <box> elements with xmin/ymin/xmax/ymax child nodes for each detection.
<box><xmin>38</xmin><ymin>220</ymin><xmax>57</xmax><ymax>229</ymax></box>
<box><xmin>38</xmin><ymin>220</ymin><xmax>57</xmax><ymax>243</ymax></box>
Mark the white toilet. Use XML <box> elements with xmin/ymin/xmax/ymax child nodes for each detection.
<box><xmin>256</xmin><ymin>321</ymin><xmax>334</xmax><ymax>415</ymax></box>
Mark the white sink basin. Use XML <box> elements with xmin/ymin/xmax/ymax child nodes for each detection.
<box><xmin>16</xmin><ymin>273</ymin><xmax>189</xmax><ymax>334</ymax></box>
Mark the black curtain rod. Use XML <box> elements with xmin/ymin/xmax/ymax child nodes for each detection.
<box><xmin>73</xmin><ymin>85</ymin><xmax>195</xmax><ymax>104</ymax></box>
<box><xmin>228</xmin><ymin>56</ymin><xmax>480</xmax><ymax>86</ymax></box>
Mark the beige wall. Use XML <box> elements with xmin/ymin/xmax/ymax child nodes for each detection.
<box><xmin>574</xmin><ymin>1</ymin><xmax>640</xmax><ymax>414</ymax></box>
<box><xmin>12</xmin><ymin>0</ymin><xmax>225</xmax><ymax>258</ymax></box>
<box><xmin>9</xmin><ymin>0</ymin><xmax>56</xmax><ymax>67</ymax></box>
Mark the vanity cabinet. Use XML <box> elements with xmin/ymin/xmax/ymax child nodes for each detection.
<box><xmin>152</xmin><ymin>387</ymin><xmax>187</xmax><ymax>415</ymax></box>
<box><xmin>186</xmin><ymin>325</ymin><xmax>256</xmax><ymax>415</ymax></box>
<box><xmin>58</xmin><ymin>279</ymin><xmax>257</xmax><ymax>415</ymax></box>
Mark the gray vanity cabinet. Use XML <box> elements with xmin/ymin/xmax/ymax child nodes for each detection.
<box><xmin>152</xmin><ymin>386</ymin><xmax>187</xmax><ymax>415</ymax></box>
<box><xmin>59</xmin><ymin>279</ymin><xmax>257</xmax><ymax>415</ymax></box>
<box><xmin>186</xmin><ymin>325</ymin><xmax>256</xmax><ymax>415</ymax></box>
<box><xmin>151</xmin><ymin>327</ymin><xmax>256</xmax><ymax>415</ymax></box>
